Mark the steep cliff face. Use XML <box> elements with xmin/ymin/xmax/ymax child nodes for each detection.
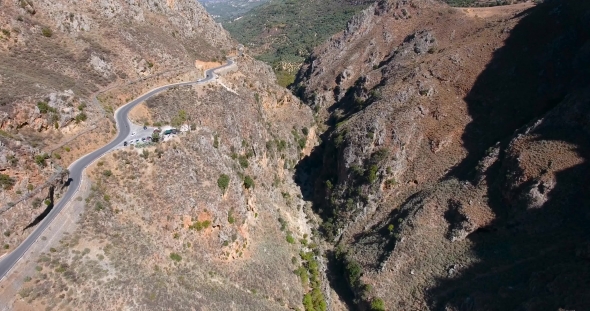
<box><xmin>295</xmin><ymin>0</ymin><xmax>590</xmax><ymax>309</ymax></box>
<box><xmin>0</xmin><ymin>0</ymin><xmax>232</xmax><ymax>255</ymax></box>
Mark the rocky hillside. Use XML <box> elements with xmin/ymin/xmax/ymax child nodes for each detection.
<box><xmin>0</xmin><ymin>0</ymin><xmax>231</xmax><ymax>255</ymax></box>
<box><xmin>1</xmin><ymin>0</ymin><xmax>327</xmax><ymax>310</ymax></box>
<box><xmin>14</xmin><ymin>54</ymin><xmax>320</xmax><ymax>311</ymax></box>
<box><xmin>294</xmin><ymin>0</ymin><xmax>590</xmax><ymax>310</ymax></box>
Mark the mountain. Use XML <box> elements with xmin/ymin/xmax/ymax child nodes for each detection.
<box><xmin>223</xmin><ymin>0</ymin><xmax>373</xmax><ymax>86</ymax></box>
<box><xmin>294</xmin><ymin>0</ymin><xmax>590</xmax><ymax>309</ymax></box>
<box><xmin>0</xmin><ymin>0</ymin><xmax>231</xmax><ymax>259</ymax></box>
<box><xmin>3</xmin><ymin>0</ymin><xmax>589</xmax><ymax>310</ymax></box>
<box><xmin>0</xmin><ymin>0</ymin><xmax>319</xmax><ymax>309</ymax></box>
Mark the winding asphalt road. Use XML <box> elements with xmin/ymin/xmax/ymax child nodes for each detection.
<box><xmin>0</xmin><ymin>59</ymin><xmax>235</xmax><ymax>281</ymax></box>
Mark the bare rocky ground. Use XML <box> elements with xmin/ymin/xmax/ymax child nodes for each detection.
<box><xmin>0</xmin><ymin>0</ymin><xmax>232</xmax><ymax>257</ymax></box>
<box><xmin>294</xmin><ymin>0</ymin><xmax>590</xmax><ymax>310</ymax></box>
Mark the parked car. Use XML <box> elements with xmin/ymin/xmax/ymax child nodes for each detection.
<box><xmin>141</xmin><ymin>138</ymin><xmax>146</xmax><ymax>141</ymax></box>
<box><xmin>123</xmin><ymin>141</ymin><xmax>128</xmax><ymax>146</ymax></box>
<box><xmin>143</xmin><ymin>126</ymin><xmax>147</xmax><ymax>130</ymax></box>
<box><xmin>131</xmin><ymin>132</ymin><xmax>136</xmax><ymax>136</ymax></box>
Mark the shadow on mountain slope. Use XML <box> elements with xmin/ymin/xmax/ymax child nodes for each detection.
<box><xmin>428</xmin><ymin>1</ymin><xmax>590</xmax><ymax>310</ymax></box>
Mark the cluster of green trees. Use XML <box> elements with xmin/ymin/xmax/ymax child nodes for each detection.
<box><xmin>297</xmin><ymin>249</ymin><xmax>327</xmax><ymax>311</ymax></box>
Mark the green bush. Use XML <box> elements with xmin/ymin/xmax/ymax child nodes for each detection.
<box><xmin>243</xmin><ymin>175</ymin><xmax>255</xmax><ymax>189</ymax></box>
<box><xmin>387</xmin><ymin>224</ymin><xmax>395</xmax><ymax>233</ymax></box>
<box><xmin>37</xmin><ymin>102</ymin><xmax>54</xmax><ymax>114</ymax></box>
<box><xmin>346</xmin><ymin>260</ymin><xmax>362</xmax><ymax>287</ymax></box>
<box><xmin>151</xmin><ymin>132</ymin><xmax>160</xmax><ymax>142</ymax></box>
<box><xmin>75</xmin><ymin>112</ymin><xmax>87</xmax><ymax>123</ymax></box>
<box><xmin>228</xmin><ymin>210</ymin><xmax>236</xmax><ymax>224</ymax></box>
<box><xmin>286</xmin><ymin>234</ymin><xmax>295</xmax><ymax>244</ymax></box>
<box><xmin>41</xmin><ymin>27</ymin><xmax>52</xmax><ymax>37</ymax></box>
<box><xmin>169</xmin><ymin>253</ymin><xmax>182</xmax><ymax>262</ymax></box>
<box><xmin>34</xmin><ymin>153</ymin><xmax>49</xmax><ymax>167</ymax></box>
<box><xmin>370</xmin><ymin>298</ymin><xmax>386</xmax><ymax>311</ymax></box>
<box><xmin>277</xmin><ymin>139</ymin><xmax>287</xmax><ymax>152</ymax></box>
<box><xmin>102</xmin><ymin>170</ymin><xmax>112</xmax><ymax>177</ymax></box>
<box><xmin>213</xmin><ymin>134</ymin><xmax>219</xmax><ymax>148</ymax></box>
<box><xmin>276</xmin><ymin>70</ymin><xmax>295</xmax><ymax>88</ymax></box>
<box><xmin>217</xmin><ymin>174</ymin><xmax>230</xmax><ymax>193</ymax></box>
<box><xmin>0</xmin><ymin>174</ymin><xmax>15</xmax><ymax>190</ymax></box>
<box><xmin>297</xmin><ymin>137</ymin><xmax>307</xmax><ymax>149</ymax></box>
<box><xmin>366</xmin><ymin>165</ymin><xmax>378</xmax><ymax>184</ymax></box>
<box><xmin>238</xmin><ymin>155</ymin><xmax>249</xmax><ymax>168</ymax></box>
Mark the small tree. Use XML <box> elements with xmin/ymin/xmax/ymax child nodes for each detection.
<box><xmin>41</xmin><ymin>27</ymin><xmax>52</xmax><ymax>37</ymax></box>
<box><xmin>238</xmin><ymin>155</ymin><xmax>249</xmax><ymax>168</ymax></box>
<box><xmin>34</xmin><ymin>154</ymin><xmax>49</xmax><ymax>167</ymax></box>
<box><xmin>75</xmin><ymin>112</ymin><xmax>87</xmax><ymax>123</ymax></box>
<box><xmin>217</xmin><ymin>174</ymin><xmax>230</xmax><ymax>193</ymax></box>
<box><xmin>169</xmin><ymin>253</ymin><xmax>182</xmax><ymax>262</ymax></box>
<box><xmin>370</xmin><ymin>298</ymin><xmax>386</xmax><ymax>311</ymax></box>
<box><xmin>286</xmin><ymin>234</ymin><xmax>295</xmax><ymax>244</ymax></box>
<box><xmin>151</xmin><ymin>132</ymin><xmax>160</xmax><ymax>142</ymax></box>
<box><xmin>243</xmin><ymin>175</ymin><xmax>254</xmax><ymax>189</ymax></box>
<box><xmin>366</xmin><ymin>165</ymin><xmax>378</xmax><ymax>184</ymax></box>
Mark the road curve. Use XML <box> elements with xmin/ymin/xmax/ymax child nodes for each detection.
<box><xmin>0</xmin><ymin>59</ymin><xmax>235</xmax><ymax>281</ymax></box>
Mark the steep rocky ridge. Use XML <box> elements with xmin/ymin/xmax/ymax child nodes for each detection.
<box><xmin>0</xmin><ymin>0</ymin><xmax>232</xmax><ymax>255</ymax></box>
<box><xmin>295</xmin><ymin>0</ymin><xmax>590</xmax><ymax>309</ymax></box>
